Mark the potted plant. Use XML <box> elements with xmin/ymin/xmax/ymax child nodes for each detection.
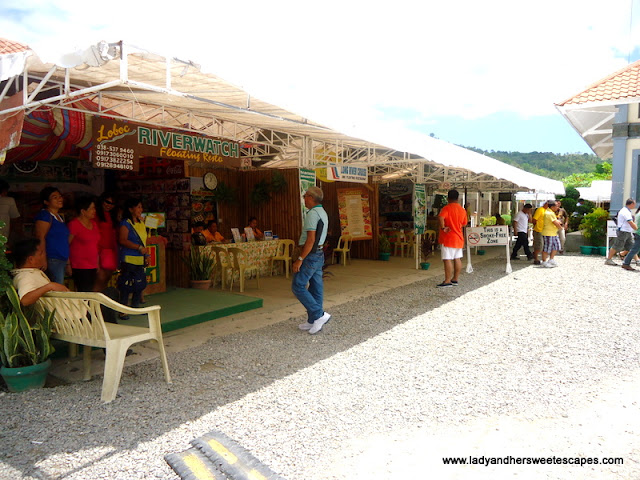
<box><xmin>420</xmin><ymin>233</ymin><xmax>434</xmax><ymax>269</ymax></box>
<box><xmin>579</xmin><ymin>207</ymin><xmax>608</xmax><ymax>251</ymax></box>
<box><xmin>378</xmin><ymin>235</ymin><xmax>391</xmax><ymax>261</ymax></box>
<box><xmin>184</xmin><ymin>245</ymin><xmax>215</xmax><ymax>289</ymax></box>
<box><xmin>0</xmin><ymin>285</ymin><xmax>56</xmax><ymax>392</ymax></box>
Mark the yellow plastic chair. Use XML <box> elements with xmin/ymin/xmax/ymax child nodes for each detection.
<box><xmin>405</xmin><ymin>231</ymin><xmax>416</xmax><ymax>257</ymax></box>
<box><xmin>423</xmin><ymin>230</ymin><xmax>437</xmax><ymax>252</ymax></box>
<box><xmin>394</xmin><ymin>230</ymin><xmax>411</xmax><ymax>257</ymax></box>
<box><xmin>424</xmin><ymin>229</ymin><xmax>437</xmax><ymax>244</ymax></box>
<box><xmin>270</xmin><ymin>239</ymin><xmax>295</xmax><ymax>278</ymax></box>
<box><xmin>210</xmin><ymin>246</ymin><xmax>232</xmax><ymax>289</ymax></box>
<box><xmin>332</xmin><ymin>235</ymin><xmax>353</xmax><ymax>265</ymax></box>
<box><xmin>227</xmin><ymin>247</ymin><xmax>260</xmax><ymax>292</ymax></box>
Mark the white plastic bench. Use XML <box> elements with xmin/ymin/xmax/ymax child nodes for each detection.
<box><xmin>40</xmin><ymin>291</ymin><xmax>172</xmax><ymax>402</ymax></box>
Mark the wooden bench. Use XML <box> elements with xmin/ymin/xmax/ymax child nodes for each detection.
<box><xmin>39</xmin><ymin>292</ymin><xmax>172</xmax><ymax>403</ymax></box>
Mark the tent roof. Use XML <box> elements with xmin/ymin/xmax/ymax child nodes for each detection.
<box><xmin>0</xmin><ymin>39</ymin><xmax>563</xmax><ymax>194</ymax></box>
<box><xmin>576</xmin><ymin>180</ymin><xmax>612</xmax><ymax>203</ymax></box>
<box><xmin>555</xmin><ymin>60</ymin><xmax>640</xmax><ymax>160</ymax></box>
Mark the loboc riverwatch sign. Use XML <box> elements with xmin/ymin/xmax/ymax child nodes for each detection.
<box><xmin>92</xmin><ymin>118</ymin><xmax>242</xmax><ymax>171</ymax></box>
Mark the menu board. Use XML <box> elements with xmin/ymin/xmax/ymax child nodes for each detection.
<box><xmin>337</xmin><ymin>187</ymin><xmax>372</xmax><ymax>240</ymax></box>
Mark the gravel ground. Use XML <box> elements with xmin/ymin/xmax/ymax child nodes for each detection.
<box><xmin>1</xmin><ymin>254</ymin><xmax>640</xmax><ymax>479</ymax></box>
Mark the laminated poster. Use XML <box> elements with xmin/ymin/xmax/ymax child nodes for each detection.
<box><xmin>337</xmin><ymin>187</ymin><xmax>372</xmax><ymax>241</ymax></box>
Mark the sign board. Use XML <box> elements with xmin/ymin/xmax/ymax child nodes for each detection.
<box><xmin>92</xmin><ymin>118</ymin><xmax>243</xmax><ymax>171</ymax></box>
<box><xmin>327</xmin><ymin>164</ymin><xmax>368</xmax><ymax>183</ymax></box>
<box><xmin>465</xmin><ymin>225</ymin><xmax>512</xmax><ymax>274</ymax></box>
<box><xmin>606</xmin><ymin>220</ymin><xmax>617</xmax><ymax>250</ymax></box>
<box><xmin>413</xmin><ymin>184</ymin><xmax>427</xmax><ymax>235</ymax></box>
<box><xmin>299</xmin><ymin>168</ymin><xmax>316</xmax><ymax>220</ymax></box>
<box><xmin>466</xmin><ymin>225</ymin><xmax>510</xmax><ymax>246</ymax></box>
<box><xmin>337</xmin><ymin>187</ymin><xmax>373</xmax><ymax>240</ymax></box>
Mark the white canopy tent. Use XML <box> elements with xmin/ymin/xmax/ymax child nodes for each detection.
<box><xmin>577</xmin><ymin>180</ymin><xmax>611</xmax><ymax>204</ymax></box>
<box><xmin>0</xmin><ymin>39</ymin><xmax>564</xmax><ymax>195</ymax></box>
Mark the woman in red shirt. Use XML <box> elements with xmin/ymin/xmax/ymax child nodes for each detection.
<box><xmin>95</xmin><ymin>192</ymin><xmax>119</xmax><ymax>291</ymax></box>
<box><xmin>68</xmin><ymin>196</ymin><xmax>100</xmax><ymax>292</ymax></box>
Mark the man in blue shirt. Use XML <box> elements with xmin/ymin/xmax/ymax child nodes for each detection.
<box><xmin>294</xmin><ymin>187</ymin><xmax>330</xmax><ymax>334</ymax></box>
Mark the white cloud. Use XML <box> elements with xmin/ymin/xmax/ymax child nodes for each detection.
<box><xmin>2</xmin><ymin>0</ymin><xmax>638</xmax><ymax>125</ymax></box>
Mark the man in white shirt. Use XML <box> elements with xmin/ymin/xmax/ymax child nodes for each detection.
<box><xmin>0</xmin><ymin>179</ymin><xmax>20</xmax><ymax>243</ymax></box>
<box><xmin>11</xmin><ymin>238</ymin><xmax>69</xmax><ymax>306</ymax></box>
<box><xmin>605</xmin><ymin>198</ymin><xmax>637</xmax><ymax>266</ymax></box>
<box><xmin>11</xmin><ymin>238</ymin><xmax>122</xmax><ymax>325</ymax></box>
<box><xmin>510</xmin><ymin>204</ymin><xmax>533</xmax><ymax>260</ymax></box>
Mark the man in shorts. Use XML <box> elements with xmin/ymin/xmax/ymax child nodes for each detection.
<box><xmin>540</xmin><ymin>201</ymin><xmax>563</xmax><ymax>268</ymax></box>
<box><xmin>531</xmin><ymin>201</ymin><xmax>548</xmax><ymax>265</ymax></box>
<box><xmin>605</xmin><ymin>198</ymin><xmax>637</xmax><ymax>266</ymax></box>
<box><xmin>437</xmin><ymin>189</ymin><xmax>468</xmax><ymax>288</ymax></box>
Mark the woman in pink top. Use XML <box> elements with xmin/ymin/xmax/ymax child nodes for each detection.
<box><xmin>95</xmin><ymin>192</ymin><xmax>118</xmax><ymax>291</ymax></box>
<box><xmin>68</xmin><ymin>196</ymin><xmax>100</xmax><ymax>292</ymax></box>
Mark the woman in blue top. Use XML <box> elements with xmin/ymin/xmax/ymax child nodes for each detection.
<box><xmin>117</xmin><ymin>198</ymin><xmax>148</xmax><ymax>317</ymax></box>
<box><xmin>34</xmin><ymin>187</ymin><xmax>70</xmax><ymax>284</ymax></box>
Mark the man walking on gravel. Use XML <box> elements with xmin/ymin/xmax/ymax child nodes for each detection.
<box><xmin>293</xmin><ymin>186</ymin><xmax>331</xmax><ymax>334</ymax></box>
<box><xmin>511</xmin><ymin>203</ymin><xmax>533</xmax><ymax>261</ymax></box>
<box><xmin>540</xmin><ymin>201</ymin><xmax>563</xmax><ymax>268</ymax></box>
<box><xmin>605</xmin><ymin>198</ymin><xmax>637</xmax><ymax>266</ymax></box>
<box><xmin>437</xmin><ymin>189</ymin><xmax>468</xmax><ymax>288</ymax></box>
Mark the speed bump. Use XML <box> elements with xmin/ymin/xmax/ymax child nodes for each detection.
<box><xmin>166</xmin><ymin>430</ymin><xmax>287</xmax><ymax>480</ymax></box>
<box><xmin>192</xmin><ymin>430</ymin><xmax>286</xmax><ymax>480</ymax></box>
<box><xmin>165</xmin><ymin>448</ymin><xmax>225</xmax><ymax>480</ymax></box>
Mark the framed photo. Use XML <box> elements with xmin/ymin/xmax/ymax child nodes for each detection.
<box><xmin>264</xmin><ymin>230</ymin><xmax>273</xmax><ymax>240</ymax></box>
<box><xmin>244</xmin><ymin>227</ymin><xmax>255</xmax><ymax>242</ymax></box>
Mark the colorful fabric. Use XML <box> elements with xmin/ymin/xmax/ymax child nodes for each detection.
<box><xmin>203</xmin><ymin>241</ymin><xmax>280</xmax><ymax>282</ymax></box>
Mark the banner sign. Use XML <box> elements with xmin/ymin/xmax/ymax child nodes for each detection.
<box><xmin>327</xmin><ymin>164</ymin><xmax>368</xmax><ymax>183</ymax></box>
<box><xmin>465</xmin><ymin>225</ymin><xmax>512</xmax><ymax>274</ymax></box>
<box><xmin>607</xmin><ymin>220</ymin><xmax>617</xmax><ymax>238</ymax></box>
<box><xmin>337</xmin><ymin>187</ymin><xmax>373</xmax><ymax>240</ymax></box>
<box><xmin>92</xmin><ymin>118</ymin><xmax>242</xmax><ymax>171</ymax></box>
<box><xmin>413</xmin><ymin>184</ymin><xmax>427</xmax><ymax>235</ymax></box>
<box><xmin>299</xmin><ymin>168</ymin><xmax>316</xmax><ymax>220</ymax></box>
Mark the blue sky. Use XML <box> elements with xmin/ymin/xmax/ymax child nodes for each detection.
<box><xmin>2</xmin><ymin>0</ymin><xmax>639</xmax><ymax>155</ymax></box>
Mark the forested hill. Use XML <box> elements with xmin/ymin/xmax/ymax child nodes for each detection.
<box><xmin>463</xmin><ymin>147</ymin><xmax>601</xmax><ymax>180</ymax></box>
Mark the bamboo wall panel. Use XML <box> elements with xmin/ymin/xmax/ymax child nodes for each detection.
<box><xmin>186</xmin><ymin>166</ymin><xmax>302</xmax><ymax>242</ymax></box>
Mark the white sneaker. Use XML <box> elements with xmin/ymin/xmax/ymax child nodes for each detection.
<box><xmin>548</xmin><ymin>259</ymin><xmax>558</xmax><ymax>266</ymax></box>
<box><xmin>309</xmin><ymin>312</ymin><xmax>331</xmax><ymax>334</ymax></box>
<box><xmin>298</xmin><ymin>322</ymin><xmax>313</xmax><ymax>331</ymax></box>
<box><xmin>540</xmin><ymin>260</ymin><xmax>548</xmax><ymax>267</ymax></box>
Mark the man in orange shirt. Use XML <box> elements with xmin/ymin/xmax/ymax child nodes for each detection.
<box><xmin>437</xmin><ymin>189</ymin><xmax>468</xmax><ymax>288</ymax></box>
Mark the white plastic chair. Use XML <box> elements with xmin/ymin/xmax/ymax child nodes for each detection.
<box><xmin>40</xmin><ymin>291</ymin><xmax>171</xmax><ymax>403</ymax></box>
